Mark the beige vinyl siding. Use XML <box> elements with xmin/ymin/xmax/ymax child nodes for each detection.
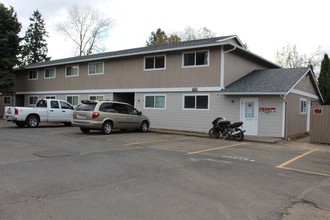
<box><xmin>257</xmin><ymin>96</ymin><xmax>283</xmax><ymax>137</ymax></box>
<box><xmin>224</xmin><ymin>52</ymin><xmax>270</xmax><ymax>87</ymax></box>
<box><xmin>15</xmin><ymin>49</ymin><xmax>221</xmax><ymax>93</ymax></box>
<box><xmin>135</xmin><ymin>92</ymin><xmax>242</xmax><ymax>133</ymax></box>
<box><xmin>294</xmin><ymin>75</ymin><xmax>317</xmax><ymax>95</ymax></box>
<box><xmin>286</xmin><ymin>93</ymin><xmax>308</xmax><ymax>137</ymax></box>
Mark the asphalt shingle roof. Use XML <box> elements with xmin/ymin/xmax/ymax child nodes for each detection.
<box><xmin>24</xmin><ymin>35</ymin><xmax>238</xmax><ymax>69</ymax></box>
<box><xmin>221</xmin><ymin>67</ymin><xmax>310</xmax><ymax>94</ymax></box>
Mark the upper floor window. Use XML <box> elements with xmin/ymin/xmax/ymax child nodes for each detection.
<box><xmin>45</xmin><ymin>68</ymin><xmax>56</xmax><ymax>79</ymax></box>
<box><xmin>183</xmin><ymin>51</ymin><xmax>209</xmax><ymax>67</ymax></box>
<box><xmin>66</xmin><ymin>65</ymin><xmax>79</xmax><ymax>77</ymax></box>
<box><xmin>183</xmin><ymin>94</ymin><xmax>209</xmax><ymax>110</ymax></box>
<box><xmin>144</xmin><ymin>55</ymin><xmax>166</xmax><ymax>70</ymax></box>
<box><xmin>28</xmin><ymin>70</ymin><xmax>38</xmax><ymax>80</ymax></box>
<box><xmin>89</xmin><ymin>62</ymin><xmax>104</xmax><ymax>75</ymax></box>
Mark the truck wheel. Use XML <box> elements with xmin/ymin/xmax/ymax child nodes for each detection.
<box><xmin>26</xmin><ymin>115</ymin><xmax>39</xmax><ymax>128</ymax></box>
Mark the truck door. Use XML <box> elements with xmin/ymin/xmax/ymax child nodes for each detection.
<box><xmin>48</xmin><ymin>100</ymin><xmax>62</xmax><ymax>121</ymax></box>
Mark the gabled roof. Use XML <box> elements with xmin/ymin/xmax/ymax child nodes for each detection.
<box><xmin>221</xmin><ymin>67</ymin><xmax>322</xmax><ymax>99</ymax></box>
<box><xmin>21</xmin><ymin>35</ymin><xmax>277</xmax><ymax>69</ymax></box>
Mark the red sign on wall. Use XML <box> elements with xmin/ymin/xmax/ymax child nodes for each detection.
<box><xmin>314</xmin><ymin>108</ymin><xmax>323</xmax><ymax>114</ymax></box>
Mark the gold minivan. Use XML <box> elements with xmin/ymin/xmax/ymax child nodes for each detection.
<box><xmin>72</xmin><ymin>100</ymin><xmax>150</xmax><ymax>134</ymax></box>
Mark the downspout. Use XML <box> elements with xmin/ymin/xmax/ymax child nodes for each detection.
<box><xmin>220</xmin><ymin>45</ymin><xmax>237</xmax><ymax>89</ymax></box>
<box><xmin>280</xmin><ymin>95</ymin><xmax>287</xmax><ymax>139</ymax></box>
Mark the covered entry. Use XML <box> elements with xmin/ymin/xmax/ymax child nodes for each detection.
<box><xmin>113</xmin><ymin>93</ymin><xmax>135</xmax><ymax>106</ymax></box>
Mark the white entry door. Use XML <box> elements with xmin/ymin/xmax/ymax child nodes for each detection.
<box><xmin>241</xmin><ymin>98</ymin><xmax>258</xmax><ymax>135</ymax></box>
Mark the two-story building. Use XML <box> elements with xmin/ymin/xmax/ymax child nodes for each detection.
<box><xmin>1</xmin><ymin>35</ymin><xmax>323</xmax><ymax>138</ymax></box>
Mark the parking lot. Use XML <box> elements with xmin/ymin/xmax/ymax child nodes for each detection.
<box><xmin>0</xmin><ymin>120</ymin><xmax>329</xmax><ymax>220</ymax></box>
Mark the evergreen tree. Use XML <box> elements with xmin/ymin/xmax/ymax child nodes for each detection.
<box><xmin>318</xmin><ymin>54</ymin><xmax>330</xmax><ymax>104</ymax></box>
<box><xmin>20</xmin><ymin>10</ymin><xmax>50</xmax><ymax>65</ymax></box>
<box><xmin>0</xmin><ymin>3</ymin><xmax>21</xmax><ymax>94</ymax></box>
<box><xmin>146</xmin><ymin>28</ymin><xmax>181</xmax><ymax>46</ymax></box>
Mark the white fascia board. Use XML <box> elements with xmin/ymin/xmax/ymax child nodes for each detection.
<box><xmin>221</xmin><ymin>92</ymin><xmax>285</xmax><ymax>95</ymax></box>
<box><xmin>15</xmin><ymin>87</ymin><xmax>223</xmax><ymax>95</ymax></box>
<box><xmin>290</xmin><ymin>89</ymin><xmax>319</xmax><ymax>99</ymax></box>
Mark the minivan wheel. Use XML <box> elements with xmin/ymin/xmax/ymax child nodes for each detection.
<box><xmin>102</xmin><ymin>121</ymin><xmax>113</xmax><ymax>135</ymax></box>
<box><xmin>80</xmin><ymin>127</ymin><xmax>91</xmax><ymax>133</ymax></box>
<box><xmin>140</xmin><ymin>121</ymin><xmax>149</xmax><ymax>132</ymax></box>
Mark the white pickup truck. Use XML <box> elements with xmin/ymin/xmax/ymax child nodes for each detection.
<box><xmin>3</xmin><ymin>99</ymin><xmax>74</xmax><ymax>128</ymax></box>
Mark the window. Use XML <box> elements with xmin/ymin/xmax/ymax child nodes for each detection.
<box><xmin>45</xmin><ymin>96</ymin><xmax>56</xmax><ymax>99</ymax></box>
<box><xmin>300</xmin><ymin>98</ymin><xmax>307</xmax><ymax>115</ymax></box>
<box><xmin>88</xmin><ymin>62</ymin><xmax>104</xmax><ymax>75</ymax></box>
<box><xmin>183</xmin><ymin>94</ymin><xmax>209</xmax><ymax>110</ymax></box>
<box><xmin>66</xmin><ymin>65</ymin><xmax>79</xmax><ymax>77</ymax></box>
<box><xmin>183</xmin><ymin>51</ymin><xmax>209</xmax><ymax>67</ymax></box>
<box><xmin>3</xmin><ymin>96</ymin><xmax>11</xmax><ymax>105</ymax></box>
<box><xmin>45</xmin><ymin>68</ymin><xmax>56</xmax><ymax>79</ymax></box>
<box><xmin>28</xmin><ymin>70</ymin><xmax>38</xmax><ymax>80</ymax></box>
<box><xmin>144</xmin><ymin>55</ymin><xmax>165</xmax><ymax>70</ymax></box>
<box><xmin>89</xmin><ymin>95</ymin><xmax>104</xmax><ymax>101</ymax></box>
<box><xmin>28</xmin><ymin>96</ymin><xmax>39</xmax><ymax>105</ymax></box>
<box><xmin>145</xmin><ymin>95</ymin><xmax>166</xmax><ymax>109</ymax></box>
<box><xmin>67</xmin><ymin>96</ymin><xmax>79</xmax><ymax>106</ymax></box>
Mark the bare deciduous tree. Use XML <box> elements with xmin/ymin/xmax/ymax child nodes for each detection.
<box><xmin>275</xmin><ymin>44</ymin><xmax>322</xmax><ymax>70</ymax></box>
<box><xmin>57</xmin><ymin>5</ymin><xmax>113</xmax><ymax>56</ymax></box>
<box><xmin>178</xmin><ymin>26</ymin><xmax>216</xmax><ymax>41</ymax></box>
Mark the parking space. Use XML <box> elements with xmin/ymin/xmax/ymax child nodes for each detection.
<box><xmin>0</xmin><ymin>120</ymin><xmax>330</xmax><ymax>219</ymax></box>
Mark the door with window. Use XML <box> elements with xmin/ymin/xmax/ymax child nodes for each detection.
<box><xmin>240</xmin><ymin>98</ymin><xmax>258</xmax><ymax>135</ymax></box>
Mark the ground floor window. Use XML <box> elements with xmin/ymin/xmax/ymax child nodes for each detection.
<box><xmin>67</xmin><ymin>96</ymin><xmax>79</xmax><ymax>106</ymax></box>
<box><xmin>89</xmin><ymin>95</ymin><xmax>104</xmax><ymax>101</ymax></box>
<box><xmin>145</xmin><ymin>95</ymin><xmax>166</xmax><ymax>109</ymax></box>
<box><xmin>183</xmin><ymin>94</ymin><xmax>209</xmax><ymax>110</ymax></box>
<box><xmin>28</xmin><ymin>96</ymin><xmax>39</xmax><ymax>105</ymax></box>
<box><xmin>300</xmin><ymin>98</ymin><xmax>307</xmax><ymax>115</ymax></box>
<box><xmin>3</xmin><ymin>96</ymin><xmax>11</xmax><ymax>105</ymax></box>
<box><xmin>45</xmin><ymin>95</ymin><xmax>56</xmax><ymax>99</ymax></box>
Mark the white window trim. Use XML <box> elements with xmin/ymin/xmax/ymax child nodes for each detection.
<box><xmin>89</xmin><ymin>95</ymin><xmax>105</xmax><ymax>101</ymax></box>
<box><xmin>28</xmin><ymin>70</ymin><xmax>38</xmax><ymax>80</ymax></box>
<box><xmin>44</xmin><ymin>68</ymin><xmax>56</xmax><ymax>79</ymax></box>
<box><xmin>88</xmin><ymin>62</ymin><xmax>104</xmax><ymax>75</ymax></box>
<box><xmin>300</xmin><ymin>98</ymin><xmax>307</xmax><ymax>115</ymax></box>
<box><xmin>182</xmin><ymin>94</ymin><xmax>210</xmax><ymax>111</ymax></box>
<box><xmin>3</xmin><ymin>96</ymin><xmax>11</xmax><ymax>105</ymax></box>
<box><xmin>144</xmin><ymin>55</ymin><xmax>166</xmax><ymax>71</ymax></box>
<box><xmin>28</xmin><ymin>96</ymin><xmax>39</xmax><ymax>106</ymax></box>
<box><xmin>66</xmin><ymin>95</ymin><xmax>80</xmax><ymax>106</ymax></box>
<box><xmin>182</xmin><ymin>50</ymin><xmax>210</xmax><ymax>68</ymax></box>
<box><xmin>65</xmin><ymin>65</ymin><xmax>79</xmax><ymax>77</ymax></box>
<box><xmin>144</xmin><ymin>94</ymin><xmax>166</xmax><ymax>109</ymax></box>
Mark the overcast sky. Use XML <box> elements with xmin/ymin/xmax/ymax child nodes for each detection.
<box><xmin>2</xmin><ymin>0</ymin><xmax>330</xmax><ymax>63</ymax></box>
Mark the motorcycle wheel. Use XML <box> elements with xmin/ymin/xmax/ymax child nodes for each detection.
<box><xmin>208</xmin><ymin>128</ymin><xmax>220</xmax><ymax>139</ymax></box>
<box><xmin>233</xmin><ymin>129</ymin><xmax>244</xmax><ymax>141</ymax></box>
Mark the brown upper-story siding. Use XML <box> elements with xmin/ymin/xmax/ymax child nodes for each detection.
<box><xmin>14</xmin><ymin>46</ymin><xmax>275</xmax><ymax>92</ymax></box>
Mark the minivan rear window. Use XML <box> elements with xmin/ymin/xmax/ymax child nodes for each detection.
<box><xmin>76</xmin><ymin>103</ymin><xmax>96</xmax><ymax>111</ymax></box>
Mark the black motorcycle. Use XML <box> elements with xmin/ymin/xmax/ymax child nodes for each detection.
<box><xmin>208</xmin><ymin>117</ymin><xmax>245</xmax><ymax>141</ymax></box>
